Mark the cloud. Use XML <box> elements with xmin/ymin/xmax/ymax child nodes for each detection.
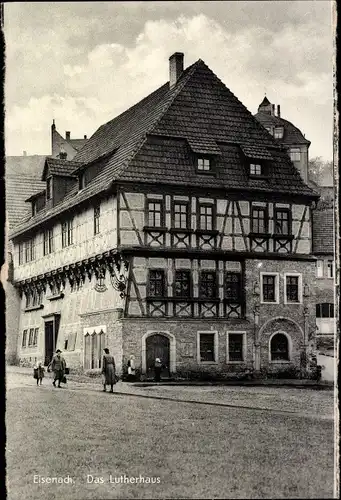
<box><xmin>5</xmin><ymin>8</ymin><xmax>333</xmax><ymax>160</ymax></box>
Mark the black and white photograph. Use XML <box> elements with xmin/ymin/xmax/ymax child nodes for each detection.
<box><xmin>2</xmin><ymin>1</ymin><xmax>338</xmax><ymax>499</ymax></box>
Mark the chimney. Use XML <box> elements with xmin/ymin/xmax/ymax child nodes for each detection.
<box><xmin>65</xmin><ymin>131</ymin><xmax>71</xmax><ymax>141</ymax></box>
<box><xmin>169</xmin><ymin>52</ymin><xmax>184</xmax><ymax>88</ymax></box>
<box><xmin>23</xmin><ymin>151</ymin><xmax>27</xmax><ymax>156</ymax></box>
<box><xmin>51</xmin><ymin>119</ymin><xmax>55</xmax><ymax>131</ymax></box>
<box><xmin>271</xmin><ymin>104</ymin><xmax>275</xmax><ymax>116</ymax></box>
<box><xmin>277</xmin><ymin>105</ymin><xmax>281</xmax><ymax>117</ymax></box>
<box><xmin>84</xmin><ymin>135</ymin><xmax>87</xmax><ymax>139</ymax></box>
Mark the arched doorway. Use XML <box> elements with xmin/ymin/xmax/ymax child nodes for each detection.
<box><xmin>146</xmin><ymin>334</ymin><xmax>170</xmax><ymax>379</ymax></box>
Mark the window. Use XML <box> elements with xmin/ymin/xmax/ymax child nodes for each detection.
<box><xmin>261</xmin><ymin>273</ymin><xmax>278</xmax><ymax>303</ymax></box>
<box><xmin>251</xmin><ymin>207</ymin><xmax>267</xmax><ymax>234</ymax></box>
<box><xmin>25</xmin><ymin>239</ymin><xmax>35</xmax><ymax>263</ymax></box>
<box><xmin>290</xmin><ymin>148</ymin><xmax>301</xmax><ymax>162</ymax></box>
<box><xmin>148</xmin><ymin>270</ymin><xmax>166</xmax><ymax>297</ymax></box>
<box><xmin>33</xmin><ymin>328</ymin><xmax>39</xmax><ymax>346</ymax></box>
<box><xmin>197</xmin><ymin>158</ymin><xmax>211</xmax><ymax>171</ymax></box>
<box><xmin>174</xmin><ymin>270</ymin><xmax>191</xmax><ymax>298</ymax></box>
<box><xmin>224</xmin><ymin>272</ymin><xmax>242</xmax><ymax>302</ymax></box>
<box><xmin>22</xmin><ymin>330</ymin><xmax>27</xmax><ymax>348</ymax></box>
<box><xmin>19</xmin><ymin>243</ymin><xmax>24</xmax><ymax>265</ymax></box>
<box><xmin>94</xmin><ymin>205</ymin><xmax>100</xmax><ymax>235</ymax></box>
<box><xmin>198</xmin><ymin>204</ymin><xmax>214</xmax><ymax>231</ymax></box>
<box><xmin>26</xmin><ymin>289</ymin><xmax>43</xmax><ymax>308</ymax></box>
<box><xmin>199</xmin><ymin>271</ymin><xmax>217</xmax><ymax>299</ymax></box>
<box><xmin>43</xmin><ymin>229</ymin><xmax>54</xmax><ymax>255</ymax></box>
<box><xmin>274</xmin><ymin>209</ymin><xmax>291</xmax><ymax>235</ymax></box>
<box><xmin>316</xmin><ymin>260</ymin><xmax>324</xmax><ymax>278</ymax></box>
<box><xmin>46</xmin><ymin>177</ymin><xmax>52</xmax><ymax>200</ymax></box>
<box><xmin>199</xmin><ymin>333</ymin><xmax>216</xmax><ymax>362</ymax></box>
<box><xmin>148</xmin><ymin>200</ymin><xmax>164</xmax><ymax>227</ymax></box>
<box><xmin>28</xmin><ymin>328</ymin><xmax>34</xmax><ymax>347</ymax></box>
<box><xmin>173</xmin><ymin>202</ymin><xmax>189</xmax><ymax>229</ymax></box>
<box><xmin>83</xmin><ymin>330</ymin><xmax>105</xmax><ymax>370</ymax></box>
<box><xmin>274</xmin><ymin>127</ymin><xmax>284</xmax><ymax>139</ymax></box>
<box><xmin>327</xmin><ymin>260</ymin><xmax>334</xmax><ymax>279</ymax></box>
<box><xmin>316</xmin><ymin>303</ymin><xmax>334</xmax><ymax>318</ymax></box>
<box><xmin>270</xmin><ymin>333</ymin><xmax>289</xmax><ymax>361</ymax></box>
<box><xmin>227</xmin><ymin>333</ymin><xmax>244</xmax><ymax>362</ymax></box>
<box><xmin>62</xmin><ymin>219</ymin><xmax>73</xmax><ymax>247</ymax></box>
<box><xmin>285</xmin><ymin>275</ymin><xmax>301</xmax><ymax>303</ymax></box>
<box><xmin>250</xmin><ymin>163</ymin><xmax>262</xmax><ymax>176</ymax></box>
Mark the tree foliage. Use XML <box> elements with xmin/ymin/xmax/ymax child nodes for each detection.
<box><xmin>309</xmin><ymin>157</ymin><xmax>333</xmax><ymax>186</ymax></box>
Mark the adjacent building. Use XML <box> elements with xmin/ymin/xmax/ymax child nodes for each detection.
<box><xmin>8</xmin><ymin>53</ymin><xmax>320</xmax><ymax>379</ymax></box>
<box><xmin>255</xmin><ymin>99</ymin><xmax>335</xmax><ymax>351</ymax></box>
<box><xmin>5</xmin><ymin>123</ymin><xmax>88</xmax><ymax>363</ymax></box>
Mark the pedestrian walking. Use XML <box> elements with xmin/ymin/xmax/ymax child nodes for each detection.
<box><xmin>102</xmin><ymin>348</ymin><xmax>116</xmax><ymax>393</ymax></box>
<box><xmin>127</xmin><ymin>355</ymin><xmax>136</xmax><ymax>381</ymax></box>
<box><xmin>50</xmin><ymin>349</ymin><xmax>66</xmax><ymax>388</ymax></box>
<box><xmin>154</xmin><ymin>357</ymin><xmax>162</xmax><ymax>382</ymax></box>
<box><xmin>33</xmin><ymin>362</ymin><xmax>45</xmax><ymax>386</ymax></box>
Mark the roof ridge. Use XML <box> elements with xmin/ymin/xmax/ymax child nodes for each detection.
<box><xmin>111</xmin><ymin>60</ymin><xmax>202</xmax><ymax>182</ymax></box>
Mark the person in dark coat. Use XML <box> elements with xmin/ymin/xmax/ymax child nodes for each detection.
<box><xmin>50</xmin><ymin>349</ymin><xmax>66</xmax><ymax>388</ymax></box>
<box><xmin>154</xmin><ymin>357</ymin><xmax>162</xmax><ymax>382</ymax></box>
<box><xmin>102</xmin><ymin>348</ymin><xmax>116</xmax><ymax>393</ymax></box>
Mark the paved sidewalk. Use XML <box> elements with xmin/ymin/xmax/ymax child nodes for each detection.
<box><xmin>7</xmin><ymin>366</ymin><xmax>334</xmax><ymax>419</ymax></box>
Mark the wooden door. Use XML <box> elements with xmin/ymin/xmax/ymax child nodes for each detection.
<box><xmin>146</xmin><ymin>334</ymin><xmax>170</xmax><ymax>379</ymax></box>
<box><xmin>44</xmin><ymin>321</ymin><xmax>54</xmax><ymax>366</ymax></box>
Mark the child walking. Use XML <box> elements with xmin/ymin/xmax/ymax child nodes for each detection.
<box><xmin>33</xmin><ymin>362</ymin><xmax>45</xmax><ymax>386</ymax></box>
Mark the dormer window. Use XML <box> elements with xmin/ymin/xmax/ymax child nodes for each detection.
<box><xmin>46</xmin><ymin>177</ymin><xmax>52</xmax><ymax>200</ymax></box>
<box><xmin>250</xmin><ymin>163</ymin><xmax>262</xmax><ymax>176</ymax></box>
<box><xmin>274</xmin><ymin>127</ymin><xmax>284</xmax><ymax>139</ymax></box>
<box><xmin>197</xmin><ymin>157</ymin><xmax>211</xmax><ymax>171</ymax></box>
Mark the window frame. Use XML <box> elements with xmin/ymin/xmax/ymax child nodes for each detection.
<box><xmin>28</xmin><ymin>328</ymin><xmax>34</xmax><ymax>347</ymax></box>
<box><xmin>172</xmin><ymin>200</ymin><xmax>190</xmax><ymax>230</ymax></box>
<box><xmin>18</xmin><ymin>243</ymin><xmax>24</xmax><ymax>265</ymax></box>
<box><xmin>327</xmin><ymin>260</ymin><xmax>334</xmax><ymax>279</ymax></box>
<box><xmin>197</xmin><ymin>331</ymin><xmax>218</xmax><ymax>364</ymax></box>
<box><xmin>62</xmin><ymin>219</ymin><xmax>73</xmax><ymax>248</ymax></box>
<box><xmin>43</xmin><ymin>228</ymin><xmax>54</xmax><ymax>256</ymax></box>
<box><xmin>224</xmin><ymin>271</ymin><xmax>243</xmax><ymax>303</ymax></box>
<box><xmin>226</xmin><ymin>331</ymin><xmax>246</xmax><ymax>363</ymax></box>
<box><xmin>251</xmin><ymin>206</ymin><xmax>268</xmax><ymax>235</ymax></box>
<box><xmin>260</xmin><ymin>272</ymin><xmax>279</xmax><ymax>304</ymax></box>
<box><xmin>274</xmin><ymin>127</ymin><xmax>284</xmax><ymax>139</ymax></box>
<box><xmin>290</xmin><ymin>148</ymin><xmax>301</xmax><ymax>162</ymax></box>
<box><xmin>274</xmin><ymin>208</ymin><xmax>292</xmax><ymax>236</ymax></box>
<box><xmin>199</xmin><ymin>270</ymin><xmax>218</xmax><ymax>300</ymax></box>
<box><xmin>284</xmin><ymin>273</ymin><xmax>302</xmax><ymax>304</ymax></box>
<box><xmin>269</xmin><ymin>332</ymin><xmax>291</xmax><ymax>362</ymax></box>
<box><xmin>197</xmin><ymin>156</ymin><xmax>212</xmax><ymax>173</ymax></box>
<box><xmin>148</xmin><ymin>269</ymin><xmax>167</xmax><ymax>298</ymax></box>
<box><xmin>197</xmin><ymin>202</ymin><xmax>215</xmax><ymax>232</ymax></box>
<box><xmin>22</xmin><ymin>329</ymin><xmax>28</xmax><ymax>348</ymax></box>
<box><xmin>249</xmin><ymin>163</ymin><xmax>262</xmax><ymax>176</ymax></box>
<box><xmin>316</xmin><ymin>259</ymin><xmax>324</xmax><ymax>278</ymax></box>
<box><xmin>174</xmin><ymin>269</ymin><xmax>192</xmax><ymax>299</ymax></box>
<box><xmin>33</xmin><ymin>327</ymin><xmax>39</xmax><ymax>347</ymax></box>
<box><xmin>146</xmin><ymin>198</ymin><xmax>165</xmax><ymax>228</ymax></box>
<box><xmin>316</xmin><ymin>303</ymin><xmax>335</xmax><ymax>318</ymax></box>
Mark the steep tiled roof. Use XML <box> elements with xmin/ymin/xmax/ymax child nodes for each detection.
<box><xmin>42</xmin><ymin>157</ymin><xmax>81</xmax><ymax>180</ymax></box>
<box><xmin>9</xmin><ymin>58</ymin><xmax>318</xmax><ymax>239</ymax></box>
<box><xmin>187</xmin><ymin>137</ymin><xmax>222</xmax><ymax>155</ymax></box>
<box><xmin>312</xmin><ymin>209</ymin><xmax>334</xmax><ymax>254</ymax></box>
<box><xmin>6</xmin><ymin>175</ymin><xmax>45</xmax><ymax>228</ymax></box>
<box><xmin>254</xmin><ymin>112</ymin><xmax>310</xmax><ymax>146</ymax></box>
<box><xmin>241</xmin><ymin>145</ymin><xmax>273</xmax><ymax>160</ymax></box>
<box><xmin>69</xmin><ymin>138</ymin><xmax>88</xmax><ymax>151</ymax></box>
<box><xmin>5</xmin><ymin>155</ymin><xmax>47</xmax><ymax>177</ymax></box>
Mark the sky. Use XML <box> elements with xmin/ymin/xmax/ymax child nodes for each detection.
<box><xmin>4</xmin><ymin>1</ymin><xmax>334</xmax><ymax>161</ymax></box>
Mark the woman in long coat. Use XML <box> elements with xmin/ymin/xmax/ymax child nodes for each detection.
<box><xmin>101</xmin><ymin>348</ymin><xmax>116</xmax><ymax>393</ymax></box>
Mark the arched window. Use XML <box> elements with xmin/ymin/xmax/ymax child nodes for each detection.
<box><xmin>316</xmin><ymin>303</ymin><xmax>334</xmax><ymax>318</ymax></box>
<box><xmin>270</xmin><ymin>333</ymin><xmax>289</xmax><ymax>361</ymax></box>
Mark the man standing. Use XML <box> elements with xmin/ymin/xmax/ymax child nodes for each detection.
<box><xmin>50</xmin><ymin>349</ymin><xmax>66</xmax><ymax>388</ymax></box>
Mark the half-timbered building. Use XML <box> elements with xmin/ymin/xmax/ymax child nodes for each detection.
<box><xmin>9</xmin><ymin>53</ymin><xmax>320</xmax><ymax>379</ymax></box>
